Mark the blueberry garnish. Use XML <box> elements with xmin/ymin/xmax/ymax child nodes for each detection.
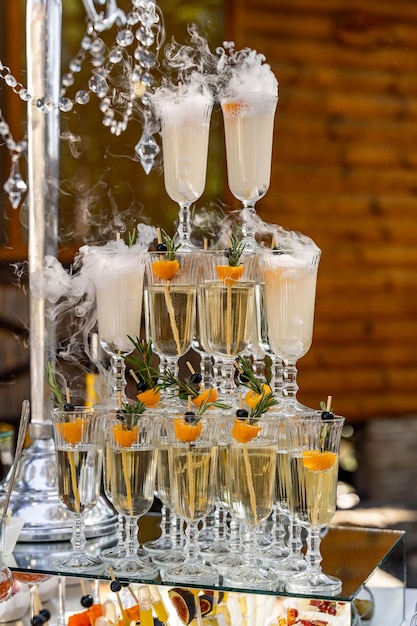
<box><xmin>184</xmin><ymin>411</ymin><xmax>196</xmax><ymax>423</ymax></box>
<box><xmin>136</xmin><ymin>381</ymin><xmax>148</xmax><ymax>393</ymax></box>
<box><xmin>236</xmin><ymin>408</ymin><xmax>249</xmax><ymax>419</ymax></box>
<box><xmin>64</xmin><ymin>402</ymin><xmax>75</xmax><ymax>411</ymax></box>
<box><xmin>321</xmin><ymin>410</ymin><xmax>334</xmax><ymax>420</ymax></box>
<box><xmin>190</xmin><ymin>372</ymin><xmax>202</xmax><ymax>384</ymax></box>
<box><xmin>156</xmin><ymin>242</ymin><xmax>168</xmax><ymax>252</ymax></box>
<box><xmin>110</xmin><ymin>579</ymin><xmax>122</xmax><ymax>593</ymax></box>
<box><xmin>272</xmin><ymin>246</ymin><xmax>284</xmax><ymax>255</ymax></box>
<box><xmin>81</xmin><ymin>594</ymin><xmax>94</xmax><ymax>608</ymax></box>
<box><xmin>39</xmin><ymin>609</ymin><xmax>51</xmax><ymax>622</ymax></box>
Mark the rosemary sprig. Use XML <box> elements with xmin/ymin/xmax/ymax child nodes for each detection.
<box><xmin>127</xmin><ymin>336</ymin><xmax>160</xmax><ymax>390</ymax></box>
<box><xmin>159</xmin><ymin>368</ymin><xmax>200</xmax><ymax>398</ymax></box>
<box><xmin>45</xmin><ymin>362</ymin><xmax>65</xmax><ymax>410</ymax></box>
<box><xmin>225</xmin><ymin>224</ymin><xmax>246</xmax><ymax>267</ymax></box>
<box><xmin>235</xmin><ymin>355</ymin><xmax>264</xmax><ymax>395</ymax></box>
<box><xmin>116</xmin><ymin>400</ymin><xmax>146</xmax><ymax>430</ymax></box>
<box><xmin>249</xmin><ymin>391</ymin><xmax>278</xmax><ymax>423</ymax></box>
<box><xmin>126</xmin><ymin>228</ymin><xmax>137</xmax><ymax>247</ymax></box>
<box><xmin>159</xmin><ymin>228</ymin><xmax>181</xmax><ymax>261</ymax></box>
<box><xmin>195</xmin><ymin>397</ymin><xmax>231</xmax><ymax>418</ymax></box>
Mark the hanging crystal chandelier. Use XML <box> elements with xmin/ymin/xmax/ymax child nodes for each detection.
<box><xmin>0</xmin><ymin>0</ymin><xmax>164</xmax><ymax>209</ymax></box>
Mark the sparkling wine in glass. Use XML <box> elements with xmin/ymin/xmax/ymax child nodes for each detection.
<box><xmin>145</xmin><ymin>250</ymin><xmax>199</xmax><ymax>382</ymax></box>
<box><xmin>221</xmin><ymin>91</ymin><xmax>277</xmax><ymax>251</ymax></box>
<box><xmin>222</xmin><ymin>412</ymin><xmax>279</xmax><ymax>591</ymax></box>
<box><xmin>51</xmin><ymin>407</ymin><xmax>105</xmax><ymax>572</ymax></box>
<box><xmin>106</xmin><ymin>410</ymin><xmax>159</xmax><ymax>580</ymax></box>
<box><xmin>81</xmin><ymin>240</ymin><xmax>147</xmax><ymax>408</ymax></box>
<box><xmin>285</xmin><ymin>412</ymin><xmax>344</xmax><ymax>596</ymax></box>
<box><xmin>261</xmin><ymin>244</ymin><xmax>321</xmax><ymax>412</ymax></box>
<box><xmin>199</xmin><ymin>248</ymin><xmax>258</xmax><ymax>396</ymax></box>
<box><xmin>162</xmin><ymin>409</ymin><xmax>220</xmax><ymax>586</ymax></box>
<box><xmin>153</xmin><ymin>89</ymin><xmax>213</xmax><ymax>250</ymax></box>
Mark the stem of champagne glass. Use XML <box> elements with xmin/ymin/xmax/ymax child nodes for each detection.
<box><xmin>110</xmin><ymin>353</ymin><xmax>128</xmax><ymax>402</ymax></box>
<box><xmin>176</xmin><ymin>202</ymin><xmax>194</xmax><ymax>250</ymax></box>
<box><xmin>305</xmin><ymin>526</ymin><xmax>324</xmax><ymax>574</ymax></box>
<box><xmin>71</xmin><ymin>513</ymin><xmax>87</xmax><ymax>555</ymax></box>
<box><xmin>269</xmin><ymin>353</ymin><xmax>285</xmax><ymax>399</ymax></box>
<box><xmin>283</xmin><ymin>358</ymin><xmax>299</xmax><ymax>403</ymax></box>
<box><xmin>219</xmin><ymin>359</ymin><xmax>236</xmax><ymax>396</ymax></box>
<box><xmin>124</xmin><ymin>515</ymin><xmax>140</xmax><ymax>557</ymax></box>
<box><xmin>184</xmin><ymin>520</ymin><xmax>201</xmax><ymax>564</ymax></box>
<box><xmin>288</xmin><ymin>515</ymin><xmax>306</xmax><ymax>567</ymax></box>
<box><xmin>241</xmin><ymin>522</ymin><xmax>258</xmax><ymax>566</ymax></box>
<box><xmin>241</xmin><ymin>202</ymin><xmax>258</xmax><ymax>250</ymax></box>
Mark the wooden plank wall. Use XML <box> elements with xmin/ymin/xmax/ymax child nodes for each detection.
<box><xmin>226</xmin><ymin>0</ymin><xmax>417</xmax><ymax>422</ymax></box>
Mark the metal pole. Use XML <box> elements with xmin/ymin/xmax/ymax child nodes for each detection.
<box><xmin>26</xmin><ymin>0</ymin><xmax>61</xmax><ymax>432</ymax></box>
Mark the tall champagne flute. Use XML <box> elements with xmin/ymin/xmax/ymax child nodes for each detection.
<box><xmin>163</xmin><ymin>409</ymin><xmax>220</xmax><ymax>585</ymax></box>
<box><xmin>199</xmin><ymin>250</ymin><xmax>257</xmax><ymax>396</ymax></box>
<box><xmin>221</xmin><ymin>92</ymin><xmax>277</xmax><ymax>251</ymax></box>
<box><xmin>145</xmin><ymin>250</ymin><xmax>199</xmax><ymax>382</ymax></box>
<box><xmin>81</xmin><ymin>241</ymin><xmax>147</xmax><ymax>408</ymax></box>
<box><xmin>222</xmin><ymin>413</ymin><xmax>279</xmax><ymax>591</ymax></box>
<box><xmin>260</xmin><ymin>245</ymin><xmax>321</xmax><ymax>412</ymax></box>
<box><xmin>51</xmin><ymin>407</ymin><xmax>105</xmax><ymax>572</ymax></box>
<box><xmin>153</xmin><ymin>89</ymin><xmax>213</xmax><ymax>250</ymax></box>
<box><xmin>106</xmin><ymin>410</ymin><xmax>159</xmax><ymax>580</ymax></box>
<box><xmin>285</xmin><ymin>413</ymin><xmax>345</xmax><ymax>596</ymax></box>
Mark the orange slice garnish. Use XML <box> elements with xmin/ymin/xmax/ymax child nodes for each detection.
<box><xmin>174</xmin><ymin>417</ymin><xmax>203</xmax><ymax>442</ymax></box>
<box><xmin>152</xmin><ymin>259</ymin><xmax>180</xmax><ymax>280</ymax></box>
<box><xmin>112</xmin><ymin>423</ymin><xmax>138</xmax><ymax>447</ymax></box>
<box><xmin>137</xmin><ymin>387</ymin><xmax>161</xmax><ymax>407</ymax></box>
<box><xmin>232</xmin><ymin>418</ymin><xmax>260</xmax><ymax>444</ymax></box>
<box><xmin>244</xmin><ymin>384</ymin><xmax>272</xmax><ymax>409</ymax></box>
<box><xmin>302</xmin><ymin>450</ymin><xmax>337</xmax><ymax>471</ymax></box>
<box><xmin>58</xmin><ymin>419</ymin><xmax>84</xmax><ymax>445</ymax></box>
<box><xmin>216</xmin><ymin>265</ymin><xmax>243</xmax><ymax>283</ymax></box>
<box><xmin>191</xmin><ymin>387</ymin><xmax>218</xmax><ymax>408</ymax></box>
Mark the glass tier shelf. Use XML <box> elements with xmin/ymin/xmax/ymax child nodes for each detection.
<box><xmin>5</xmin><ymin>516</ymin><xmax>406</xmax><ymax>603</ymax></box>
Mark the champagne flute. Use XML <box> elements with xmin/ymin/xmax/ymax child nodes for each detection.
<box><xmin>163</xmin><ymin>409</ymin><xmax>220</xmax><ymax>585</ymax></box>
<box><xmin>285</xmin><ymin>412</ymin><xmax>345</xmax><ymax>596</ymax></box>
<box><xmin>153</xmin><ymin>89</ymin><xmax>213</xmax><ymax>250</ymax></box>
<box><xmin>260</xmin><ymin>244</ymin><xmax>321</xmax><ymax>413</ymax></box>
<box><xmin>145</xmin><ymin>250</ymin><xmax>199</xmax><ymax>382</ymax></box>
<box><xmin>51</xmin><ymin>407</ymin><xmax>106</xmax><ymax>572</ymax></box>
<box><xmin>81</xmin><ymin>241</ymin><xmax>147</xmax><ymax>408</ymax></box>
<box><xmin>220</xmin><ymin>91</ymin><xmax>277</xmax><ymax>251</ymax></box>
<box><xmin>106</xmin><ymin>409</ymin><xmax>159</xmax><ymax>580</ymax></box>
<box><xmin>199</xmin><ymin>249</ymin><xmax>258</xmax><ymax>397</ymax></box>
<box><xmin>222</xmin><ymin>412</ymin><xmax>279</xmax><ymax>591</ymax></box>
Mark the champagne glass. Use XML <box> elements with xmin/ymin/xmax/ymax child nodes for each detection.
<box><xmin>162</xmin><ymin>409</ymin><xmax>220</xmax><ymax>585</ymax></box>
<box><xmin>199</xmin><ymin>250</ymin><xmax>258</xmax><ymax>396</ymax></box>
<box><xmin>260</xmin><ymin>245</ymin><xmax>321</xmax><ymax>413</ymax></box>
<box><xmin>106</xmin><ymin>410</ymin><xmax>159</xmax><ymax>580</ymax></box>
<box><xmin>221</xmin><ymin>91</ymin><xmax>277</xmax><ymax>251</ymax></box>
<box><xmin>284</xmin><ymin>412</ymin><xmax>345</xmax><ymax>596</ymax></box>
<box><xmin>145</xmin><ymin>250</ymin><xmax>199</xmax><ymax>382</ymax></box>
<box><xmin>222</xmin><ymin>413</ymin><xmax>279</xmax><ymax>591</ymax></box>
<box><xmin>82</xmin><ymin>242</ymin><xmax>147</xmax><ymax>408</ymax></box>
<box><xmin>153</xmin><ymin>89</ymin><xmax>213</xmax><ymax>250</ymax></box>
<box><xmin>51</xmin><ymin>407</ymin><xmax>106</xmax><ymax>572</ymax></box>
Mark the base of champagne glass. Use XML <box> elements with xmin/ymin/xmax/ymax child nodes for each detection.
<box><xmin>200</xmin><ymin>539</ymin><xmax>231</xmax><ymax>563</ymax></box>
<box><xmin>151</xmin><ymin>547</ymin><xmax>186</xmax><ymax>567</ymax></box>
<box><xmin>52</xmin><ymin>552</ymin><xmax>103</xmax><ymax>574</ymax></box>
<box><xmin>285</xmin><ymin>571</ymin><xmax>343</xmax><ymax>596</ymax></box>
<box><xmin>210</xmin><ymin>551</ymin><xmax>246</xmax><ymax>576</ymax></box>
<box><xmin>105</xmin><ymin>556</ymin><xmax>159</xmax><ymax>580</ymax></box>
<box><xmin>163</xmin><ymin>560</ymin><xmax>219</xmax><ymax>586</ymax></box>
<box><xmin>142</xmin><ymin>535</ymin><xmax>173</xmax><ymax>555</ymax></box>
<box><xmin>223</xmin><ymin>564</ymin><xmax>278</xmax><ymax>591</ymax></box>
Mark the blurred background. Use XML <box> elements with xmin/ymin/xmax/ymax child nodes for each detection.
<box><xmin>1</xmin><ymin>0</ymin><xmax>417</xmax><ymax>581</ymax></box>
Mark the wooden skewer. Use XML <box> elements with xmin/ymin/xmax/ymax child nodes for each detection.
<box><xmin>130</xmin><ymin>369</ymin><xmax>140</xmax><ymax>384</ymax></box>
